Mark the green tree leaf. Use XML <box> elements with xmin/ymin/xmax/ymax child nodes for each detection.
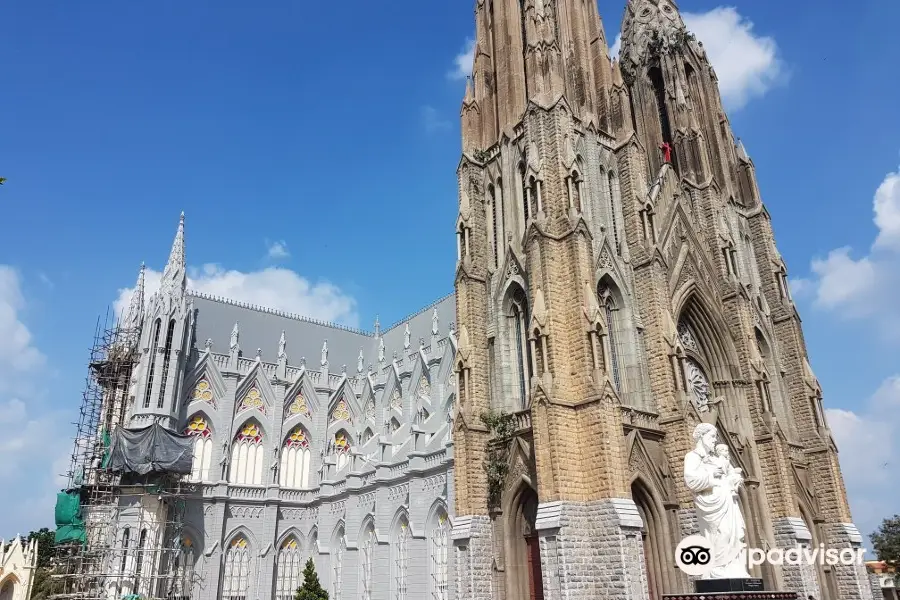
<box><xmin>295</xmin><ymin>557</ymin><xmax>329</xmax><ymax>600</ymax></box>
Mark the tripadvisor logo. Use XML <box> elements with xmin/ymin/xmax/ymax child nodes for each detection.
<box><xmin>675</xmin><ymin>535</ymin><xmax>867</xmax><ymax>577</ymax></box>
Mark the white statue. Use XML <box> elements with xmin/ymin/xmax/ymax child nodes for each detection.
<box><xmin>684</xmin><ymin>423</ymin><xmax>751</xmax><ymax>579</ymax></box>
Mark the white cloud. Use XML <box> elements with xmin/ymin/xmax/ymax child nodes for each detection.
<box><xmin>0</xmin><ymin>266</ymin><xmax>69</xmax><ymax>535</ymax></box>
<box><xmin>791</xmin><ymin>165</ymin><xmax>900</xmax><ymax>339</ymax></box>
<box><xmin>114</xmin><ymin>264</ymin><xmax>360</xmax><ymax>329</ymax></box>
<box><xmin>610</xmin><ymin>34</ymin><xmax>622</xmax><ymax>60</ymax></box>
<box><xmin>265</xmin><ymin>240</ymin><xmax>290</xmax><ymax>261</ymax></box>
<box><xmin>448</xmin><ymin>39</ymin><xmax>475</xmax><ymax>80</ymax></box>
<box><xmin>874</xmin><ymin>168</ymin><xmax>900</xmax><ymax>251</ymax></box>
<box><xmin>0</xmin><ymin>266</ymin><xmax>45</xmax><ymax>373</ymax></box>
<box><xmin>421</xmin><ymin>105</ymin><xmax>451</xmax><ymax>134</ymax></box>
<box><xmin>682</xmin><ymin>7</ymin><xmax>785</xmax><ymax>110</ymax></box>
<box><xmin>827</xmin><ymin>375</ymin><xmax>900</xmax><ymax>538</ymax></box>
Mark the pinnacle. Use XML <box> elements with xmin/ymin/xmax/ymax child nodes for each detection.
<box><xmin>160</xmin><ymin>212</ymin><xmax>187</xmax><ymax>296</ymax></box>
<box><xmin>464</xmin><ymin>76</ymin><xmax>475</xmax><ymax>104</ymax></box>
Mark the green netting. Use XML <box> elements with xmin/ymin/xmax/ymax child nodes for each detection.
<box><xmin>54</xmin><ymin>491</ymin><xmax>86</xmax><ymax>544</ymax></box>
<box><xmin>101</xmin><ymin>428</ymin><xmax>112</xmax><ymax>468</ymax></box>
<box><xmin>55</xmin><ymin>491</ymin><xmax>81</xmax><ymax>526</ymax></box>
<box><xmin>55</xmin><ymin>523</ymin><xmax>87</xmax><ymax>545</ymax></box>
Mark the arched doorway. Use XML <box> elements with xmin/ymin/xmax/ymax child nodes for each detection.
<box><xmin>506</xmin><ymin>485</ymin><xmax>543</xmax><ymax>600</ymax></box>
<box><xmin>632</xmin><ymin>479</ymin><xmax>672</xmax><ymax>599</ymax></box>
<box><xmin>0</xmin><ymin>579</ymin><xmax>16</xmax><ymax>600</ymax></box>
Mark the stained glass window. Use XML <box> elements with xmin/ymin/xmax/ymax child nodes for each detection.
<box><xmin>288</xmin><ymin>393</ymin><xmax>310</xmax><ymax>418</ymax></box>
<box><xmin>174</xmin><ymin>537</ymin><xmax>194</xmax><ymax>600</ymax></box>
<box><xmin>334</xmin><ymin>432</ymin><xmax>351</xmax><ymax>471</ymax></box>
<box><xmin>230</xmin><ymin>423</ymin><xmax>264</xmax><ymax>485</ymax></box>
<box><xmin>430</xmin><ymin>512</ymin><xmax>449</xmax><ymax>600</ymax></box>
<box><xmin>192</xmin><ymin>378</ymin><xmax>215</xmax><ymax>405</ymax></box>
<box><xmin>280</xmin><ymin>429</ymin><xmax>311</xmax><ymax>489</ymax></box>
<box><xmin>184</xmin><ymin>416</ymin><xmax>213</xmax><ymax>482</ymax></box>
<box><xmin>332</xmin><ymin>529</ymin><xmax>345</xmax><ymax>600</ymax></box>
<box><xmin>238</xmin><ymin>386</ymin><xmax>266</xmax><ymax>415</ymax></box>
<box><xmin>331</xmin><ymin>399</ymin><xmax>351</xmax><ymax>423</ymax></box>
<box><xmin>393</xmin><ymin>520</ymin><xmax>409</xmax><ymax>600</ymax></box>
<box><xmin>223</xmin><ymin>537</ymin><xmax>251</xmax><ymax>600</ymax></box>
<box><xmin>360</xmin><ymin>525</ymin><xmax>375</xmax><ymax>600</ymax></box>
<box><xmin>275</xmin><ymin>537</ymin><xmax>303</xmax><ymax>600</ymax></box>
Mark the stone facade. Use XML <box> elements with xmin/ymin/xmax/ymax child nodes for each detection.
<box><xmin>450</xmin><ymin>0</ymin><xmax>872</xmax><ymax>599</ymax></box>
<box><xmin>0</xmin><ymin>537</ymin><xmax>37</xmax><ymax>600</ymax></box>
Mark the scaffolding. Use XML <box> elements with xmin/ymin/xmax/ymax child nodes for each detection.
<box><xmin>52</xmin><ymin>311</ymin><xmax>192</xmax><ymax>600</ymax></box>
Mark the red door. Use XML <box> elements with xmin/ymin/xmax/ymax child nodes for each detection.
<box><xmin>525</xmin><ymin>535</ymin><xmax>545</xmax><ymax>600</ymax></box>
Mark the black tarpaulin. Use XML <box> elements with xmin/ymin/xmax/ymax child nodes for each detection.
<box><xmin>106</xmin><ymin>422</ymin><xmax>193</xmax><ymax>475</ymax></box>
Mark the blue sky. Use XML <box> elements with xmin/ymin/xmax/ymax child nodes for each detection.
<box><xmin>1</xmin><ymin>0</ymin><xmax>898</xmax><ymax>542</ymax></box>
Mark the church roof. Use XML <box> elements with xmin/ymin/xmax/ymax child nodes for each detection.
<box><xmin>189</xmin><ymin>291</ymin><xmax>456</xmax><ymax>370</ymax></box>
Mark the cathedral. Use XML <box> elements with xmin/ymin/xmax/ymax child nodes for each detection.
<box><xmin>66</xmin><ymin>1</ymin><xmax>873</xmax><ymax>600</ymax></box>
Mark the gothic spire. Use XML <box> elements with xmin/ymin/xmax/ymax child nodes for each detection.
<box><xmin>160</xmin><ymin>212</ymin><xmax>187</xmax><ymax>299</ymax></box>
<box><xmin>123</xmin><ymin>262</ymin><xmax>146</xmax><ymax>330</ymax></box>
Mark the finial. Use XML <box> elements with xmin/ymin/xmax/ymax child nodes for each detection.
<box><xmin>230</xmin><ymin>322</ymin><xmax>240</xmax><ymax>350</ymax></box>
<box><xmin>378</xmin><ymin>338</ymin><xmax>385</xmax><ymax>363</ymax></box>
<box><xmin>278</xmin><ymin>330</ymin><xmax>287</xmax><ymax>359</ymax></box>
<box><xmin>300</xmin><ymin>356</ymin><xmax>306</xmax><ymax>369</ymax></box>
<box><xmin>341</xmin><ymin>364</ymin><xmax>347</xmax><ymax>375</ymax></box>
<box><xmin>464</xmin><ymin>75</ymin><xmax>475</xmax><ymax>104</ymax></box>
<box><xmin>321</xmin><ymin>340</ymin><xmax>329</xmax><ymax>366</ymax></box>
<box><xmin>374</xmin><ymin>315</ymin><xmax>381</xmax><ymax>337</ymax></box>
<box><xmin>432</xmin><ymin>308</ymin><xmax>439</xmax><ymax>335</ymax></box>
<box><xmin>404</xmin><ymin>323</ymin><xmax>411</xmax><ymax>350</ymax></box>
<box><xmin>204</xmin><ymin>338</ymin><xmax>213</xmax><ymax>352</ymax></box>
<box><xmin>449</xmin><ymin>322</ymin><xmax>456</xmax><ymax>335</ymax></box>
<box><xmin>256</xmin><ymin>348</ymin><xmax>262</xmax><ymax>361</ymax></box>
<box><xmin>419</xmin><ymin>337</ymin><xmax>426</xmax><ymax>352</ymax></box>
<box><xmin>357</xmin><ymin>347</ymin><xmax>364</xmax><ymax>373</ymax></box>
<box><xmin>392</xmin><ymin>351</ymin><xmax>398</xmax><ymax>361</ymax></box>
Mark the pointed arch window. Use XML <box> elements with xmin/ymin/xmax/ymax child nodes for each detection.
<box><xmin>360</xmin><ymin>524</ymin><xmax>375</xmax><ymax>600</ymax></box>
<box><xmin>119</xmin><ymin>527</ymin><xmax>131</xmax><ymax>574</ymax></box>
<box><xmin>134</xmin><ymin>528</ymin><xmax>148</xmax><ymax>593</ymax></box>
<box><xmin>333</xmin><ymin>431</ymin><xmax>352</xmax><ymax>472</ymax></box>
<box><xmin>393</xmin><ymin>518</ymin><xmax>410</xmax><ymax>600</ymax></box>
<box><xmin>143</xmin><ymin>319</ymin><xmax>162</xmax><ymax>409</ymax></box>
<box><xmin>230</xmin><ymin>423</ymin><xmax>264</xmax><ymax>485</ymax></box>
<box><xmin>568</xmin><ymin>170</ymin><xmax>584</xmax><ymax>212</ymax></box>
<box><xmin>519</xmin><ymin>163</ymin><xmax>531</xmax><ymax>226</ymax></box>
<box><xmin>223</xmin><ymin>537</ymin><xmax>252</xmax><ymax>600</ymax></box>
<box><xmin>488</xmin><ymin>183</ymin><xmax>499</xmax><ymax>267</ymax></box>
<box><xmin>275</xmin><ymin>537</ymin><xmax>304</xmax><ymax>600</ymax></box>
<box><xmin>648</xmin><ymin>66</ymin><xmax>673</xmax><ymax>147</ymax></box>
<box><xmin>599</xmin><ymin>286</ymin><xmax>622</xmax><ymax>391</ymax></box>
<box><xmin>510</xmin><ymin>287</ymin><xmax>531</xmax><ymax>409</ymax></box>
<box><xmin>332</xmin><ymin>528</ymin><xmax>346</xmax><ymax>600</ymax></box>
<box><xmin>280</xmin><ymin>428</ymin><xmax>311</xmax><ymax>489</ymax></box>
<box><xmin>184</xmin><ymin>415</ymin><xmax>213</xmax><ymax>482</ymax></box>
<box><xmin>173</xmin><ymin>536</ymin><xmax>195</xmax><ymax>600</ymax></box>
<box><xmin>430</xmin><ymin>511</ymin><xmax>450</xmax><ymax>600</ymax></box>
<box><xmin>157</xmin><ymin>319</ymin><xmax>176</xmax><ymax>409</ymax></box>
<box><xmin>607</xmin><ymin>172</ymin><xmax>622</xmax><ymax>255</ymax></box>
